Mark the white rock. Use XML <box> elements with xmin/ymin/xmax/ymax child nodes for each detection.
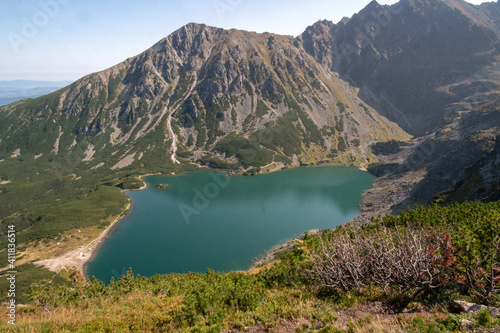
<box><xmin>454</xmin><ymin>300</ymin><xmax>499</xmax><ymax>317</ymax></box>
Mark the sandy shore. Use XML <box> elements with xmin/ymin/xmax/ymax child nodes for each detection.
<box><xmin>131</xmin><ymin>174</ymin><xmax>154</xmax><ymax>191</ymax></box>
<box><xmin>34</xmin><ymin>173</ymin><xmax>171</xmax><ymax>274</ymax></box>
<box><xmin>35</xmin><ymin>200</ymin><xmax>132</xmax><ymax>274</ymax></box>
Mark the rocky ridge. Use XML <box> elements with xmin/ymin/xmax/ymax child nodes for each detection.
<box><xmin>0</xmin><ymin>0</ymin><xmax>499</xmax><ymax>225</ymax></box>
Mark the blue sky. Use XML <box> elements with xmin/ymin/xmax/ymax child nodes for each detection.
<box><xmin>0</xmin><ymin>0</ymin><xmax>487</xmax><ymax>81</ymax></box>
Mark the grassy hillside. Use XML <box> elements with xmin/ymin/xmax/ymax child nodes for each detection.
<box><xmin>0</xmin><ymin>155</ymin><xmax>193</xmax><ymax>304</ymax></box>
<box><xmin>0</xmin><ymin>151</ymin><xmax>193</xmax><ymax>246</ymax></box>
<box><xmin>2</xmin><ymin>200</ymin><xmax>498</xmax><ymax>332</ymax></box>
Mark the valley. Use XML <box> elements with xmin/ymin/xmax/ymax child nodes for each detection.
<box><xmin>0</xmin><ymin>0</ymin><xmax>499</xmax><ymax>331</ymax></box>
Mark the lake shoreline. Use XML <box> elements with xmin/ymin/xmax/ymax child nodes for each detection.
<box><xmin>36</xmin><ymin>200</ymin><xmax>132</xmax><ymax>276</ymax></box>
<box><xmin>249</xmin><ymin>229</ymin><xmax>322</xmax><ymax>270</ymax></box>
<box><xmin>36</xmin><ymin>173</ymin><xmax>159</xmax><ymax>276</ymax></box>
<box><xmin>127</xmin><ymin>173</ymin><xmax>161</xmax><ymax>191</ymax></box>
<box><xmin>82</xmin><ymin>173</ymin><xmax>162</xmax><ymax>276</ymax></box>
<box><xmin>39</xmin><ymin>165</ymin><xmax>374</xmax><ymax>278</ymax></box>
<box><xmin>81</xmin><ymin>198</ymin><xmax>134</xmax><ymax>277</ymax></box>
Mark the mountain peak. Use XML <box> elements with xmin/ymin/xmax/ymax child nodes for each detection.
<box><xmin>365</xmin><ymin>0</ymin><xmax>383</xmax><ymax>9</ymax></box>
<box><xmin>184</xmin><ymin>22</ymin><xmax>206</xmax><ymax>28</ymax></box>
<box><xmin>170</xmin><ymin>22</ymin><xmax>218</xmax><ymax>37</ymax></box>
<box><xmin>356</xmin><ymin>0</ymin><xmax>388</xmax><ymax>14</ymax></box>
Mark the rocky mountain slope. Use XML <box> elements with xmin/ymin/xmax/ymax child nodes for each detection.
<box><xmin>0</xmin><ymin>23</ymin><xmax>408</xmax><ymax>180</ymax></box>
<box><xmin>297</xmin><ymin>0</ymin><xmax>500</xmax><ymax>220</ymax></box>
<box><xmin>301</xmin><ymin>0</ymin><xmax>500</xmax><ymax>134</ymax></box>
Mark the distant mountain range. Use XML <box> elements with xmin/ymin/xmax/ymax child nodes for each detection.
<box><xmin>0</xmin><ymin>80</ymin><xmax>73</xmax><ymax>107</ymax></box>
<box><xmin>1</xmin><ymin>0</ymin><xmax>499</xmax><ymax>228</ymax></box>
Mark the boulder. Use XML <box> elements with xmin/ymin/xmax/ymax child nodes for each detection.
<box><xmin>458</xmin><ymin>319</ymin><xmax>473</xmax><ymax>331</ymax></box>
<box><xmin>453</xmin><ymin>300</ymin><xmax>500</xmax><ymax>318</ymax></box>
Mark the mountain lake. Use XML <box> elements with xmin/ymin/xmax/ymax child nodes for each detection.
<box><xmin>85</xmin><ymin>166</ymin><xmax>375</xmax><ymax>282</ymax></box>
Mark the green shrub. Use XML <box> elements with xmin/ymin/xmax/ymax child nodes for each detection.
<box><xmin>477</xmin><ymin>310</ymin><xmax>493</xmax><ymax>326</ymax></box>
<box><xmin>251</xmin><ymin>111</ymin><xmax>303</xmax><ymax>156</ymax></box>
<box><xmin>337</xmin><ymin>102</ymin><xmax>346</xmax><ymax>113</ymax></box>
<box><xmin>256</xmin><ymin>100</ymin><xmax>270</xmax><ymax>117</ymax></box>
<box><xmin>198</xmin><ymin>155</ymin><xmax>239</xmax><ymax>170</ymax></box>
<box><xmin>214</xmin><ymin>133</ymin><xmax>273</xmax><ymax>167</ymax></box>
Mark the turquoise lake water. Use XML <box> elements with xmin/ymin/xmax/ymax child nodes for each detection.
<box><xmin>85</xmin><ymin>166</ymin><xmax>375</xmax><ymax>282</ymax></box>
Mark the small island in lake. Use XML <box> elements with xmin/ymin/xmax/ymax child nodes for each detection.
<box><xmin>155</xmin><ymin>184</ymin><xmax>169</xmax><ymax>189</ymax></box>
